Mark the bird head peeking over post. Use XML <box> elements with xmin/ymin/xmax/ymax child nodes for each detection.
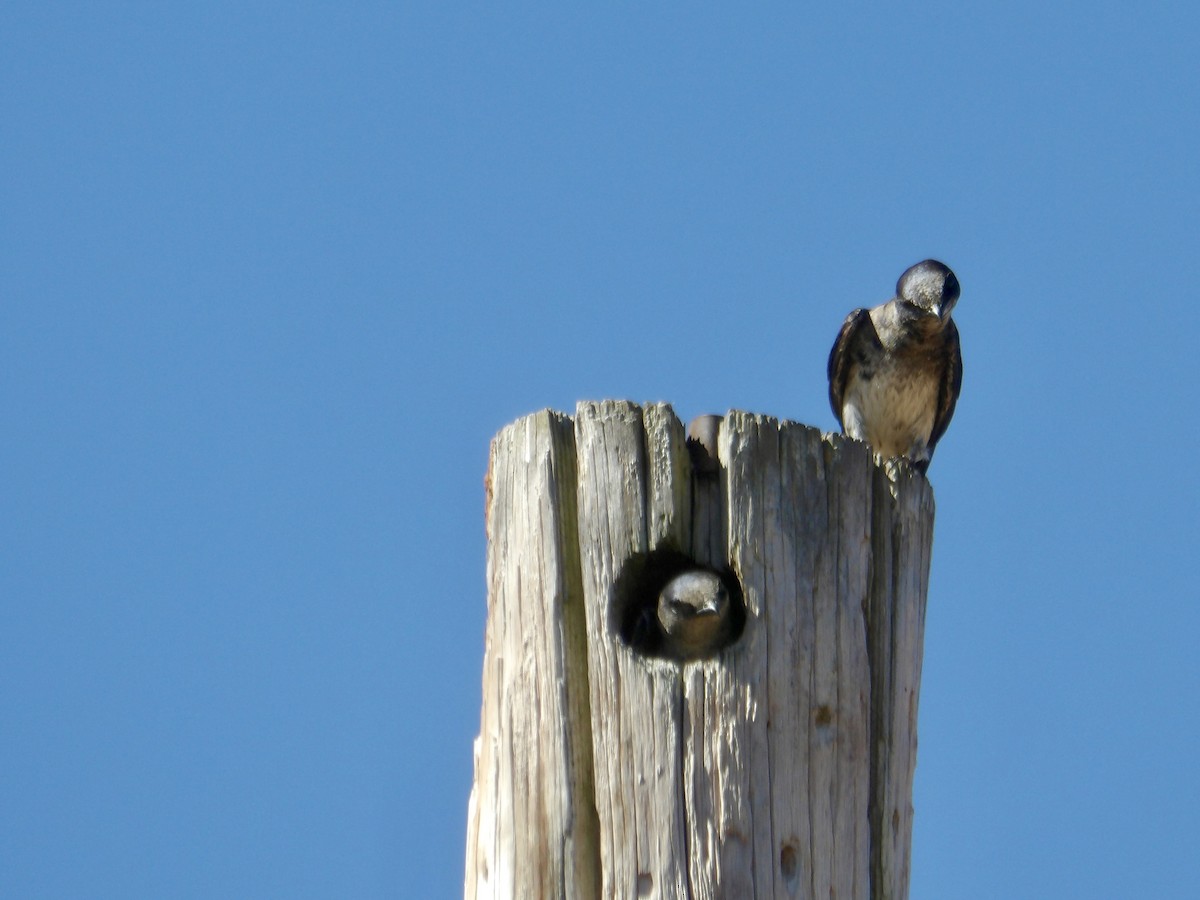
<box><xmin>827</xmin><ymin>259</ymin><xmax>963</xmax><ymax>474</ymax></box>
<box><xmin>656</xmin><ymin>569</ymin><xmax>733</xmax><ymax>662</ymax></box>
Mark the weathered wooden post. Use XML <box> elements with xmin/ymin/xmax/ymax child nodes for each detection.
<box><xmin>464</xmin><ymin>400</ymin><xmax>934</xmax><ymax>900</ymax></box>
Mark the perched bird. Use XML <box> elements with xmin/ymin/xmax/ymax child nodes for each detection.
<box><xmin>827</xmin><ymin>259</ymin><xmax>963</xmax><ymax>474</ymax></box>
<box><xmin>656</xmin><ymin>569</ymin><xmax>733</xmax><ymax>661</ymax></box>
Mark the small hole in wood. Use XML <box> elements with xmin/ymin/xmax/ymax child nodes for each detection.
<box><xmin>814</xmin><ymin>704</ymin><xmax>833</xmax><ymax>727</ymax></box>
<box><xmin>611</xmin><ymin>547</ymin><xmax>745</xmax><ymax>662</ymax></box>
<box><xmin>636</xmin><ymin>872</ymin><xmax>653</xmax><ymax>897</ymax></box>
<box><xmin>779</xmin><ymin>842</ymin><xmax>800</xmax><ymax>886</ymax></box>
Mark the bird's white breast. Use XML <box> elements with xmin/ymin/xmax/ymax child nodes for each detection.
<box><xmin>841</xmin><ymin>357</ymin><xmax>938</xmax><ymax>460</ymax></box>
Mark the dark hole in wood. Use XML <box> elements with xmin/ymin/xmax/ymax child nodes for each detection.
<box><xmin>779</xmin><ymin>842</ymin><xmax>800</xmax><ymax>885</ymax></box>
<box><xmin>611</xmin><ymin>547</ymin><xmax>745</xmax><ymax>661</ymax></box>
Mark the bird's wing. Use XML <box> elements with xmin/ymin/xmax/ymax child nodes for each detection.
<box><xmin>927</xmin><ymin>320</ymin><xmax>962</xmax><ymax>452</ymax></box>
<box><xmin>827</xmin><ymin>308</ymin><xmax>878</xmax><ymax>426</ymax></box>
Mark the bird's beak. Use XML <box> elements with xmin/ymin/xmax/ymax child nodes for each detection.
<box><xmin>698</xmin><ymin>597</ymin><xmax>722</xmax><ymax>616</ymax></box>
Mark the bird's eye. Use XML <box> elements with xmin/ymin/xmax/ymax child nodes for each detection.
<box><xmin>943</xmin><ymin>272</ymin><xmax>961</xmax><ymax>303</ymax></box>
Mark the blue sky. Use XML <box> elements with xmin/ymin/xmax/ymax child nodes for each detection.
<box><xmin>3</xmin><ymin>3</ymin><xmax>1198</xmax><ymax>897</ymax></box>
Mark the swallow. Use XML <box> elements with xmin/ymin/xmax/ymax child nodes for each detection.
<box><xmin>656</xmin><ymin>569</ymin><xmax>733</xmax><ymax>661</ymax></box>
<box><xmin>827</xmin><ymin>259</ymin><xmax>963</xmax><ymax>474</ymax></box>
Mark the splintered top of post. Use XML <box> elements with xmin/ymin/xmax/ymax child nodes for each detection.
<box><xmin>492</xmin><ymin>400</ymin><xmax>935</xmax><ymax>506</ymax></box>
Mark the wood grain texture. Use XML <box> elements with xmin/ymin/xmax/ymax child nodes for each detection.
<box><xmin>465</xmin><ymin>411</ymin><xmax>599</xmax><ymax>900</ymax></box>
<box><xmin>466</xmin><ymin>404</ymin><xmax>935</xmax><ymax>900</ymax></box>
<box><xmin>574</xmin><ymin>400</ymin><xmax>691</xmax><ymax>899</ymax></box>
<box><xmin>868</xmin><ymin>461</ymin><xmax>935</xmax><ymax>900</ymax></box>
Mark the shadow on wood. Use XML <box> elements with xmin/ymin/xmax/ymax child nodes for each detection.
<box><xmin>465</xmin><ymin>401</ymin><xmax>935</xmax><ymax>900</ymax></box>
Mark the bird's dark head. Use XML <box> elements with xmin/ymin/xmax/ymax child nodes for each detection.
<box><xmin>897</xmin><ymin>259</ymin><xmax>959</xmax><ymax>322</ymax></box>
<box><xmin>658</xmin><ymin>571</ymin><xmax>729</xmax><ymax>624</ymax></box>
<box><xmin>657</xmin><ymin>570</ymin><xmax>732</xmax><ymax>660</ymax></box>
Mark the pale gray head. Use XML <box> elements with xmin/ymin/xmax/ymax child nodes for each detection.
<box><xmin>896</xmin><ymin>259</ymin><xmax>960</xmax><ymax>321</ymax></box>
<box><xmin>657</xmin><ymin>570</ymin><xmax>731</xmax><ymax>660</ymax></box>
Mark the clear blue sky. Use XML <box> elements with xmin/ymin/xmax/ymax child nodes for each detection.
<box><xmin>4</xmin><ymin>3</ymin><xmax>1198</xmax><ymax>898</ymax></box>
